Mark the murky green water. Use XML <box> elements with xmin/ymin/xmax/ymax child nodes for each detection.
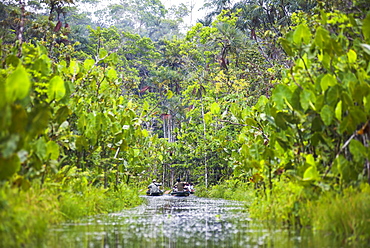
<box><xmin>45</xmin><ymin>195</ymin><xmax>353</xmax><ymax>248</ymax></box>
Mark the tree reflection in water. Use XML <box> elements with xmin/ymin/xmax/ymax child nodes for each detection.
<box><xmin>46</xmin><ymin>195</ymin><xmax>345</xmax><ymax>248</ymax></box>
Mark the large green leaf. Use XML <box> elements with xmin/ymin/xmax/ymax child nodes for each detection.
<box><xmin>335</xmin><ymin>101</ymin><xmax>342</xmax><ymax>121</ymax></box>
<box><xmin>293</xmin><ymin>24</ymin><xmax>311</xmax><ymax>45</ymax></box>
<box><xmin>48</xmin><ymin>76</ymin><xmax>66</xmax><ymax>102</ymax></box>
<box><xmin>35</xmin><ymin>138</ymin><xmax>47</xmax><ymax>160</ymax></box>
<box><xmin>347</xmin><ymin>49</ymin><xmax>357</xmax><ymax>64</ymax></box>
<box><xmin>204</xmin><ymin>112</ymin><xmax>212</xmax><ymax>124</ymax></box>
<box><xmin>255</xmin><ymin>95</ymin><xmax>269</xmax><ymax>112</ymax></box>
<box><xmin>99</xmin><ymin>48</ymin><xmax>108</xmax><ymax>59</ymax></box>
<box><xmin>326</xmin><ymin>85</ymin><xmax>340</xmax><ymax>108</ymax></box>
<box><xmin>339</xmin><ymin>115</ymin><xmax>356</xmax><ymax>134</ymax></box>
<box><xmin>132</xmin><ymin>148</ymin><xmax>140</xmax><ymax>157</ymax></box>
<box><xmin>311</xmin><ymin>115</ymin><xmax>324</xmax><ymax>132</ymax></box>
<box><xmin>279</xmin><ymin>38</ymin><xmax>294</xmax><ymax>56</ymax></box>
<box><xmin>320</xmin><ymin>105</ymin><xmax>334</xmax><ymax>126</ymax></box>
<box><xmin>47</xmin><ymin>141</ymin><xmax>60</xmax><ymax>160</ymax></box>
<box><xmin>315</xmin><ymin>95</ymin><xmax>325</xmax><ymax>112</ymax></box>
<box><xmin>141</xmin><ymin>129</ymin><xmax>149</xmax><ymax>138</ymax></box>
<box><xmin>6</xmin><ymin>55</ymin><xmax>20</xmax><ymax>67</ymax></box>
<box><xmin>314</xmin><ymin>27</ymin><xmax>330</xmax><ymax>49</ymax></box>
<box><xmin>335</xmin><ymin>155</ymin><xmax>356</xmax><ymax>183</ymax></box>
<box><xmin>84</xmin><ymin>58</ymin><xmax>95</xmax><ymax>69</ymax></box>
<box><xmin>28</xmin><ymin>106</ymin><xmax>51</xmax><ymax>138</ymax></box>
<box><xmin>107</xmin><ymin>68</ymin><xmax>117</xmax><ymax>79</ymax></box>
<box><xmin>76</xmin><ymin>136</ymin><xmax>88</xmax><ymax>151</ymax></box>
<box><xmin>69</xmin><ymin>60</ymin><xmax>80</xmax><ymax>75</ymax></box>
<box><xmin>352</xmin><ymin>83</ymin><xmax>370</xmax><ymax>104</ymax></box>
<box><xmin>240</xmin><ymin>144</ymin><xmax>248</xmax><ymax>158</ymax></box>
<box><xmin>77</xmin><ymin>114</ymin><xmax>87</xmax><ymax>132</ymax></box>
<box><xmin>349</xmin><ymin>106</ymin><xmax>367</xmax><ymax>124</ymax></box>
<box><xmin>10</xmin><ymin>104</ymin><xmax>27</xmax><ymax>133</ymax></box>
<box><xmin>311</xmin><ymin>132</ymin><xmax>324</xmax><ymax>147</ymax></box>
<box><xmin>306</xmin><ymin>154</ymin><xmax>316</xmax><ymax>166</ymax></box>
<box><xmin>341</xmin><ymin>92</ymin><xmax>354</xmax><ymax>109</ymax></box>
<box><xmin>274</xmin><ymin>112</ymin><xmax>288</xmax><ymax>130</ymax></box>
<box><xmin>5</xmin><ymin>65</ymin><xmax>31</xmax><ymax>102</ymax></box>
<box><xmin>271</xmin><ymin>84</ymin><xmax>291</xmax><ymax>109</ymax></box>
<box><xmin>55</xmin><ymin>106</ymin><xmax>71</xmax><ymax>125</ymax></box>
<box><xmin>320</xmin><ymin>74</ymin><xmax>337</xmax><ymax>92</ymax></box>
<box><xmin>362</xmin><ymin>13</ymin><xmax>370</xmax><ymax>43</ymax></box>
<box><xmin>365</xmin><ymin>94</ymin><xmax>370</xmax><ymax>113</ymax></box>
<box><xmin>300</xmin><ymin>90</ymin><xmax>316</xmax><ymax>111</ymax></box>
<box><xmin>107</xmin><ymin>53</ymin><xmax>119</xmax><ymax>65</ymax></box>
<box><xmin>290</xmin><ymin>87</ymin><xmax>302</xmax><ymax>110</ymax></box>
<box><xmin>32</xmin><ymin>55</ymin><xmax>51</xmax><ymax>76</ymax></box>
<box><xmin>0</xmin><ymin>155</ymin><xmax>21</xmax><ymax>181</ymax></box>
<box><xmin>303</xmin><ymin>165</ymin><xmax>319</xmax><ymax>181</ymax></box>
<box><xmin>303</xmin><ymin>155</ymin><xmax>319</xmax><ymax>181</ymax></box>
<box><xmin>210</xmin><ymin>102</ymin><xmax>220</xmax><ymax>115</ymax></box>
<box><xmin>349</xmin><ymin>139</ymin><xmax>367</xmax><ymax>163</ymax></box>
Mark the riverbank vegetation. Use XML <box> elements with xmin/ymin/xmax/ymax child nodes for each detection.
<box><xmin>1</xmin><ymin>0</ymin><xmax>370</xmax><ymax>246</ymax></box>
<box><xmin>201</xmin><ymin>179</ymin><xmax>370</xmax><ymax>244</ymax></box>
<box><xmin>0</xmin><ymin>166</ymin><xmax>143</xmax><ymax>247</ymax></box>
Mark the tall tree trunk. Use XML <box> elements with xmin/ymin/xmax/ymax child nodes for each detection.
<box><xmin>17</xmin><ymin>0</ymin><xmax>26</xmax><ymax>55</ymax></box>
<box><xmin>162</xmin><ymin>163</ymin><xmax>165</xmax><ymax>187</ymax></box>
<box><xmin>114</xmin><ymin>147</ymin><xmax>120</xmax><ymax>188</ymax></box>
<box><xmin>366</xmin><ymin>159</ymin><xmax>370</xmax><ymax>184</ymax></box>
<box><xmin>365</xmin><ymin>132</ymin><xmax>370</xmax><ymax>184</ymax></box>
<box><xmin>104</xmin><ymin>161</ymin><xmax>108</xmax><ymax>189</ymax></box>
<box><xmin>201</xmin><ymin>98</ymin><xmax>208</xmax><ymax>188</ymax></box>
<box><xmin>163</xmin><ymin>114</ymin><xmax>174</xmax><ymax>142</ymax></box>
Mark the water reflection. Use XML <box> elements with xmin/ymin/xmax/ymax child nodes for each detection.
<box><xmin>45</xmin><ymin>195</ymin><xmax>351</xmax><ymax>248</ymax></box>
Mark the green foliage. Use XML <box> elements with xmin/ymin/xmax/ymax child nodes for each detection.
<box><xmin>231</xmin><ymin>7</ymin><xmax>370</xmax><ymax>242</ymax></box>
<box><xmin>232</xmin><ymin>9</ymin><xmax>370</xmax><ymax>192</ymax></box>
<box><xmin>0</xmin><ymin>170</ymin><xmax>143</xmax><ymax>247</ymax></box>
<box><xmin>1</xmin><ymin>0</ymin><xmax>370</xmax><ymax>245</ymax></box>
<box><xmin>90</xmin><ymin>0</ymin><xmax>185</xmax><ymax>41</ymax></box>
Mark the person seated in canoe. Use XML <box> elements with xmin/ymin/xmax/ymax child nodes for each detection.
<box><xmin>184</xmin><ymin>182</ymin><xmax>190</xmax><ymax>191</ymax></box>
<box><xmin>173</xmin><ymin>178</ymin><xmax>185</xmax><ymax>192</ymax></box>
<box><xmin>189</xmin><ymin>183</ymin><xmax>195</xmax><ymax>193</ymax></box>
<box><xmin>147</xmin><ymin>179</ymin><xmax>162</xmax><ymax>195</ymax></box>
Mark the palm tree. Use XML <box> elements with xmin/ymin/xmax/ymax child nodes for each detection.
<box><xmin>215</xmin><ymin>22</ymin><xmax>249</xmax><ymax>69</ymax></box>
<box><xmin>199</xmin><ymin>0</ymin><xmax>234</xmax><ymax>25</ymax></box>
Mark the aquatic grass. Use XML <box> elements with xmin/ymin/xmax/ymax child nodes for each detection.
<box><xmin>0</xmin><ymin>184</ymin><xmax>61</xmax><ymax>247</ymax></box>
<box><xmin>248</xmin><ymin>178</ymin><xmax>311</xmax><ymax>227</ymax></box>
<box><xmin>59</xmin><ymin>182</ymin><xmax>143</xmax><ymax>220</ymax></box>
<box><xmin>0</xmin><ymin>174</ymin><xmax>143</xmax><ymax>247</ymax></box>
<box><xmin>311</xmin><ymin>184</ymin><xmax>370</xmax><ymax>243</ymax></box>
<box><xmin>107</xmin><ymin>185</ymin><xmax>143</xmax><ymax>210</ymax></box>
<box><xmin>58</xmin><ymin>181</ymin><xmax>108</xmax><ymax>219</ymax></box>
<box><xmin>248</xmin><ymin>180</ymin><xmax>370</xmax><ymax>244</ymax></box>
<box><xmin>197</xmin><ymin>180</ymin><xmax>255</xmax><ymax>203</ymax></box>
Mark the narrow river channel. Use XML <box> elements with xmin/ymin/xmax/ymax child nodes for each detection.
<box><xmin>45</xmin><ymin>195</ymin><xmax>346</xmax><ymax>248</ymax></box>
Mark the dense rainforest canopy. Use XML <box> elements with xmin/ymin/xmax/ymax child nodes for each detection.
<box><xmin>1</xmin><ymin>0</ymin><xmax>370</xmax><ymax>245</ymax></box>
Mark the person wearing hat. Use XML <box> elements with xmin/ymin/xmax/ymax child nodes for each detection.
<box><xmin>173</xmin><ymin>178</ymin><xmax>185</xmax><ymax>192</ymax></box>
<box><xmin>147</xmin><ymin>179</ymin><xmax>162</xmax><ymax>195</ymax></box>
